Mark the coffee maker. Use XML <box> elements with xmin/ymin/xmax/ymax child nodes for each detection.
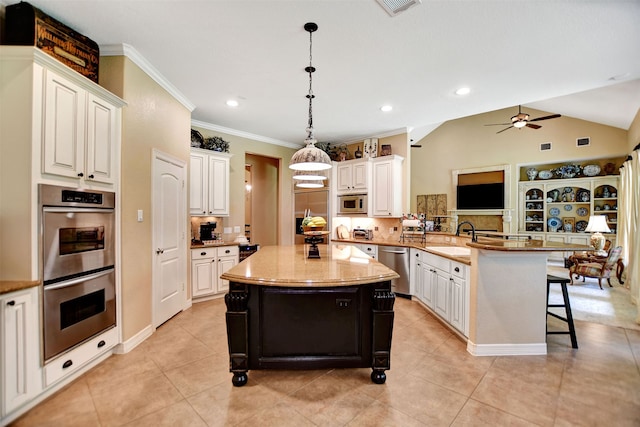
<box><xmin>199</xmin><ymin>222</ymin><xmax>217</xmax><ymax>241</ymax></box>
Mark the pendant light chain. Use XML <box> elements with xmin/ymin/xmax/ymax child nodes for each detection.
<box><xmin>306</xmin><ymin>26</ymin><xmax>315</xmax><ymax>140</ymax></box>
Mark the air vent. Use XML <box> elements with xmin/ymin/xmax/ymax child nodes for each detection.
<box><xmin>576</xmin><ymin>137</ymin><xmax>590</xmax><ymax>147</ymax></box>
<box><xmin>375</xmin><ymin>0</ymin><xmax>422</xmax><ymax>16</ymax></box>
<box><xmin>540</xmin><ymin>142</ymin><xmax>552</xmax><ymax>151</ymax></box>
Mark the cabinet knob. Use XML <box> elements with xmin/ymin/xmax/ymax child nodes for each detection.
<box><xmin>201</xmin><ymin>252</ymin><xmax>207</xmax><ymax>256</ymax></box>
<box><xmin>6</xmin><ymin>300</ymin><xmax>15</xmax><ymax>306</ymax></box>
<box><xmin>454</xmin><ymin>267</ymin><xmax>460</xmax><ymax>273</ymax></box>
<box><xmin>77</xmin><ymin>172</ymin><xmax>84</xmax><ymax>177</ymax></box>
<box><xmin>156</xmin><ymin>248</ymin><xmax>164</xmax><ymax>254</ymax></box>
<box><xmin>88</xmin><ymin>174</ymin><xmax>95</xmax><ymax>179</ymax></box>
<box><xmin>225</xmin><ymin>249</ymin><xmax>230</xmax><ymax>254</ymax></box>
<box><xmin>62</xmin><ymin>360</ymin><xmax>73</xmax><ymax>369</ymax></box>
<box><xmin>97</xmin><ymin>340</ymin><xmax>106</xmax><ymax>348</ymax></box>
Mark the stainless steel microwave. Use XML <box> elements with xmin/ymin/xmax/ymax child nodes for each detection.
<box><xmin>338</xmin><ymin>194</ymin><xmax>367</xmax><ymax>215</ymax></box>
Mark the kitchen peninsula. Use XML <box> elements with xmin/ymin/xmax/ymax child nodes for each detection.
<box><xmin>221</xmin><ymin>244</ymin><xmax>399</xmax><ymax>386</ymax></box>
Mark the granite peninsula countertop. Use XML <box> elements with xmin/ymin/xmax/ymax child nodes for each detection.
<box><xmin>466</xmin><ymin>239</ymin><xmax>591</xmax><ymax>252</ymax></box>
<box><xmin>0</xmin><ymin>280</ymin><xmax>40</xmax><ymax>295</ymax></box>
<box><xmin>220</xmin><ymin>244</ymin><xmax>399</xmax><ymax>287</ymax></box>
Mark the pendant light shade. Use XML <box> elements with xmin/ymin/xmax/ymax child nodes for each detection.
<box><xmin>292</xmin><ymin>170</ymin><xmax>328</xmax><ymax>181</ymax></box>
<box><xmin>289</xmin><ymin>22</ymin><xmax>332</xmax><ymax>172</ymax></box>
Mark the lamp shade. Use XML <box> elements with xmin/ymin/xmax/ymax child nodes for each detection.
<box><xmin>292</xmin><ymin>170</ymin><xmax>328</xmax><ymax>181</ymax></box>
<box><xmin>585</xmin><ymin>215</ymin><xmax>611</xmax><ymax>233</ymax></box>
<box><xmin>289</xmin><ymin>140</ymin><xmax>332</xmax><ymax>171</ymax></box>
<box><xmin>295</xmin><ymin>181</ymin><xmax>324</xmax><ymax>188</ymax></box>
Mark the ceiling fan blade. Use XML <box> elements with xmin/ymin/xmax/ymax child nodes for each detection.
<box><xmin>529</xmin><ymin>114</ymin><xmax>561</xmax><ymax>122</ymax></box>
<box><xmin>526</xmin><ymin>123</ymin><xmax>542</xmax><ymax>129</ymax></box>
<box><xmin>496</xmin><ymin>126</ymin><xmax>513</xmax><ymax>134</ymax></box>
<box><xmin>484</xmin><ymin>123</ymin><xmax>512</xmax><ymax>126</ymax></box>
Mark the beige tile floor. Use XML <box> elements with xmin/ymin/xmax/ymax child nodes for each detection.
<box><xmin>11</xmin><ymin>296</ymin><xmax>640</xmax><ymax>427</ymax></box>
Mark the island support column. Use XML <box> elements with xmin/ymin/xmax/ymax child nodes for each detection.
<box><xmin>225</xmin><ymin>284</ymin><xmax>249</xmax><ymax>386</ymax></box>
<box><xmin>371</xmin><ymin>288</ymin><xmax>395</xmax><ymax>384</ymax></box>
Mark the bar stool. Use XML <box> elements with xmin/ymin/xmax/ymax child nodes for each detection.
<box><xmin>546</xmin><ymin>274</ymin><xmax>578</xmax><ymax>349</ymax></box>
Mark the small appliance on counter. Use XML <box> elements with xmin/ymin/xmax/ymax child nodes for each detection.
<box><xmin>352</xmin><ymin>228</ymin><xmax>373</xmax><ymax>240</ymax></box>
<box><xmin>199</xmin><ymin>221</ymin><xmax>217</xmax><ymax>241</ymax></box>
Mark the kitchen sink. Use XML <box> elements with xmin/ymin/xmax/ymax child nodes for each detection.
<box><xmin>426</xmin><ymin>246</ymin><xmax>471</xmax><ymax>257</ymax></box>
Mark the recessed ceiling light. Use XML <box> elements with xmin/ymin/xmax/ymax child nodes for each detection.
<box><xmin>380</xmin><ymin>105</ymin><xmax>393</xmax><ymax>112</ymax></box>
<box><xmin>455</xmin><ymin>87</ymin><xmax>471</xmax><ymax>96</ymax></box>
<box><xmin>226</xmin><ymin>100</ymin><xmax>239</xmax><ymax>107</ymax></box>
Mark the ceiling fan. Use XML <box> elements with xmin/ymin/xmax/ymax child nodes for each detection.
<box><xmin>485</xmin><ymin>105</ymin><xmax>561</xmax><ymax>134</ymax></box>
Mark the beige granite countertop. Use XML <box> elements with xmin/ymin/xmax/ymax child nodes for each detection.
<box><xmin>0</xmin><ymin>280</ymin><xmax>40</xmax><ymax>295</ymax></box>
<box><xmin>190</xmin><ymin>241</ymin><xmax>240</xmax><ymax>249</ymax></box>
<box><xmin>221</xmin><ymin>244</ymin><xmax>399</xmax><ymax>287</ymax></box>
<box><xmin>467</xmin><ymin>239</ymin><xmax>591</xmax><ymax>252</ymax></box>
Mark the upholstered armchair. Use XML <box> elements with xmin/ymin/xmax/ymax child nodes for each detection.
<box><xmin>569</xmin><ymin>246</ymin><xmax>623</xmax><ymax>289</ymax></box>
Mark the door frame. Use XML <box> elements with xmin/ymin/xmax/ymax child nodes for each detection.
<box><xmin>151</xmin><ymin>149</ymin><xmax>188</xmax><ymax>328</ymax></box>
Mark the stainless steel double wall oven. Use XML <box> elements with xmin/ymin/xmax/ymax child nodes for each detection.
<box><xmin>39</xmin><ymin>184</ymin><xmax>116</xmax><ymax>361</ymax></box>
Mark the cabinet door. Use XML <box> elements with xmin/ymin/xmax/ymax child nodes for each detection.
<box><xmin>42</xmin><ymin>70</ymin><xmax>86</xmax><ymax>179</ymax></box>
<box><xmin>450</xmin><ymin>276</ymin><xmax>464</xmax><ymax>333</ymax></box>
<box><xmin>85</xmin><ymin>93</ymin><xmax>117</xmax><ymax>184</ymax></box>
<box><xmin>217</xmin><ymin>255</ymin><xmax>237</xmax><ymax>293</ymax></box>
<box><xmin>422</xmin><ymin>263</ymin><xmax>435</xmax><ymax>308</ymax></box>
<box><xmin>208</xmin><ymin>155</ymin><xmax>229</xmax><ymax>216</ymax></box>
<box><xmin>2</xmin><ymin>287</ymin><xmax>41</xmax><ymax>415</ymax></box>
<box><xmin>352</xmin><ymin>162</ymin><xmax>368</xmax><ymax>191</ymax></box>
<box><xmin>190</xmin><ymin>152</ymin><xmax>208</xmax><ymax>215</ymax></box>
<box><xmin>191</xmin><ymin>257</ymin><xmax>215</xmax><ymax>297</ymax></box>
<box><xmin>433</xmin><ymin>269</ymin><xmax>450</xmax><ymax>321</ymax></box>
<box><xmin>336</xmin><ymin>163</ymin><xmax>353</xmax><ymax>193</ymax></box>
<box><xmin>371</xmin><ymin>158</ymin><xmax>402</xmax><ymax>217</ymax></box>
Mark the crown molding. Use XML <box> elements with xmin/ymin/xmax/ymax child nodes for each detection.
<box><xmin>190</xmin><ymin>120</ymin><xmax>300</xmax><ymax>149</ymax></box>
<box><xmin>101</xmin><ymin>43</ymin><xmax>196</xmax><ymax>112</ymax></box>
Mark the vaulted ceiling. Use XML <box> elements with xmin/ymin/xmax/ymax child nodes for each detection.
<box><xmin>6</xmin><ymin>0</ymin><xmax>640</xmax><ymax>145</ymax></box>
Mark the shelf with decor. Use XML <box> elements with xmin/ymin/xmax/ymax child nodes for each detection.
<box><xmin>517</xmin><ymin>176</ymin><xmax>619</xmax><ymax>262</ymax></box>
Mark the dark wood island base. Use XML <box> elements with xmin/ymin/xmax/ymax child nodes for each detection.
<box><xmin>225</xmin><ymin>280</ymin><xmax>395</xmax><ymax>386</ymax></box>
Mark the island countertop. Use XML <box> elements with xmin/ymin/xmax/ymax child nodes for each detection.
<box><xmin>466</xmin><ymin>239</ymin><xmax>591</xmax><ymax>252</ymax></box>
<box><xmin>220</xmin><ymin>244</ymin><xmax>399</xmax><ymax>287</ymax></box>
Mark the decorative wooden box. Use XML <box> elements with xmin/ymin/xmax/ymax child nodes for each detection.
<box><xmin>5</xmin><ymin>2</ymin><xmax>100</xmax><ymax>83</ymax></box>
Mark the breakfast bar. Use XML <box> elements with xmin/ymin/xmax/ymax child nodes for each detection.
<box><xmin>221</xmin><ymin>244</ymin><xmax>399</xmax><ymax>386</ymax></box>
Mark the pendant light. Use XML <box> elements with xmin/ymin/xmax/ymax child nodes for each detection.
<box><xmin>293</xmin><ymin>170</ymin><xmax>327</xmax><ymax>188</ymax></box>
<box><xmin>289</xmin><ymin>22</ymin><xmax>332</xmax><ymax>172</ymax></box>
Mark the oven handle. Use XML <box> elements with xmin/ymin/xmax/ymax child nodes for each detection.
<box><xmin>43</xmin><ymin>207</ymin><xmax>115</xmax><ymax>214</ymax></box>
<box><xmin>44</xmin><ymin>268</ymin><xmax>114</xmax><ymax>290</ymax></box>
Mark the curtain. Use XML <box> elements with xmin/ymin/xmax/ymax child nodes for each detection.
<box><xmin>619</xmin><ymin>149</ymin><xmax>639</xmax><ymax>323</ymax></box>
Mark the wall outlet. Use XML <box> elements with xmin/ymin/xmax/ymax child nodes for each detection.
<box><xmin>374</xmin><ymin>226</ymin><xmax>378</xmax><ymax>231</ymax></box>
<box><xmin>388</xmin><ymin>227</ymin><xmax>394</xmax><ymax>234</ymax></box>
<box><xmin>137</xmin><ymin>210</ymin><xmax>143</xmax><ymax>222</ymax></box>
<box><xmin>233</xmin><ymin>226</ymin><xmax>241</xmax><ymax>233</ymax></box>
<box><xmin>393</xmin><ymin>226</ymin><xmax>398</xmax><ymax>231</ymax></box>
<box><xmin>224</xmin><ymin>227</ymin><xmax>232</xmax><ymax>234</ymax></box>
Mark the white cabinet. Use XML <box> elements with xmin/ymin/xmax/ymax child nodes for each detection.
<box><xmin>357</xmin><ymin>243</ymin><xmax>377</xmax><ymax>259</ymax></box>
<box><xmin>370</xmin><ymin>155</ymin><xmax>404</xmax><ymax>217</ymax></box>
<box><xmin>190</xmin><ymin>149</ymin><xmax>232</xmax><ymax>216</ymax></box>
<box><xmin>42</xmin><ymin>69</ymin><xmax>120</xmax><ymax>185</ymax></box>
<box><xmin>1</xmin><ymin>287</ymin><xmax>42</xmax><ymax>417</ymax></box>
<box><xmin>191</xmin><ymin>246</ymin><xmax>239</xmax><ymax>299</ymax></box>
<box><xmin>336</xmin><ymin>159</ymin><xmax>369</xmax><ymax>194</ymax></box>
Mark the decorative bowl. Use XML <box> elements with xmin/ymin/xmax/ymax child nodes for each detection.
<box><xmin>302</xmin><ymin>226</ymin><xmax>325</xmax><ymax>232</ymax></box>
<box><xmin>538</xmin><ymin>170</ymin><xmax>553</xmax><ymax>179</ymax></box>
<box><xmin>554</xmin><ymin>165</ymin><xmax>581</xmax><ymax>179</ymax></box>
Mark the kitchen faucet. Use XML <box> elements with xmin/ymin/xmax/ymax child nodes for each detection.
<box><xmin>456</xmin><ymin>221</ymin><xmax>477</xmax><ymax>242</ymax></box>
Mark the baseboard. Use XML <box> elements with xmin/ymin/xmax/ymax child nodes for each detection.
<box><xmin>114</xmin><ymin>324</ymin><xmax>154</xmax><ymax>354</ymax></box>
<box><xmin>466</xmin><ymin>340</ymin><xmax>547</xmax><ymax>356</ymax></box>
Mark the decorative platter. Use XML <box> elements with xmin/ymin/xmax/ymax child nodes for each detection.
<box><xmin>538</xmin><ymin>170</ymin><xmax>553</xmax><ymax>179</ymax></box>
<box><xmin>582</xmin><ymin>164</ymin><xmax>601</xmax><ymax>177</ymax></box>
<box><xmin>576</xmin><ymin>189</ymin><xmax>590</xmax><ymax>202</ymax></box>
<box><xmin>549</xmin><ymin>207</ymin><xmax>560</xmax><ymax>216</ymax></box>
<box><xmin>575</xmin><ymin>220</ymin><xmax>588</xmax><ymax>232</ymax></box>
<box><xmin>564</xmin><ymin>204</ymin><xmax>573</xmax><ymax>211</ymax></box>
<box><xmin>576</xmin><ymin>207</ymin><xmax>588</xmax><ymax>217</ymax></box>
<box><xmin>547</xmin><ymin>217</ymin><xmax>562</xmax><ymax>229</ymax></box>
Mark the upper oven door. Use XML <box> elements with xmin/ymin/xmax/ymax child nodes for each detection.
<box><xmin>43</xmin><ymin>207</ymin><xmax>115</xmax><ymax>283</ymax></box>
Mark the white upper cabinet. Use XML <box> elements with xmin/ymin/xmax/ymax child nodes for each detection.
<box><xmin>371</xmin><ymin>155</ymin><xmax>404</xmax><ymax>217</ymax></box>
<box><xmin>190</xmin><ymin>149</ymin><xmax>232</xmax><ymax>216</ymax></box>
<box><xmin>336</xmin><ymin>159</ymin><xmax>369</xmax><ymax>194</ymax></box>
<box><xmin>42</xmin><ymin>68</ymin><xmax>121</xmax><ymax>185</ymax></box>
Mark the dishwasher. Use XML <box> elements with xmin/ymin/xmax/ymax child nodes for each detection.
<box><xmin>378</xmin><ymin>246</ymin><xmax>410</xmax><ymax>298</ymax></box>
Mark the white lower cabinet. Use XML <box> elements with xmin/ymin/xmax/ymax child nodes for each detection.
<box><xmin>414</xmin><ymin>251</ymin><xmax>470</xmax><ymax>337</ymax></box>
<box><xmin>191</xmin><ymin>246</ymin><xmax>239</xmax><ymax>299</ymax></box>
<box><xmin>1</xmin><ymin>287</ymin><xmax>42</xmax><ymax>418</ymax></box>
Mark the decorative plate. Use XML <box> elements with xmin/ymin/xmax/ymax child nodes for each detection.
<box><xmin>576</xmin><ymin>189</ymin><xmax>590</xmax><ymax>202</ymax></box>
<box><xmin>582</xmin><ymin>164</ymin><xmax>601</xmax><ymax>177</ymax></box>
<box><xmin>538</xmin><ymin>170</ymin><xmax>553</xmax><ymax>179</ymax></box>
<box><xmin>547</xmin><ymin>217</ymin><xmax>562</xmax><ymax>229</ymax></box>
<box><xmin>564</xmin><ymin>204</ymin><xmax>573</xmax><ymax>211</ymax></box>
<box><xmin>576</xmin><ymin>207</ymin><xmax>588</xmax><ymax>217</ymax></box>
<box><xmin>549</xmin><ymin>207</ymin><xmax>560</xmax><ymax>216</ymax></box>
<box><xmin>576</xmin><ymin>220</ymin><xmax>588</xmax><ymax>232</ymax></box>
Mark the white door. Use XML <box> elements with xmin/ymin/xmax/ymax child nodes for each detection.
<box><xmin>152</xmin><ymin>150</ymin><xmax>187</xmax><ymax>327</ymax></box>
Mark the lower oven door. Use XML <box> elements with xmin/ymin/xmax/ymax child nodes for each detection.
<box><xmin>44</xmin><ymin>268</ymin><xmax>116</xmax><ymax>361</ymax></box>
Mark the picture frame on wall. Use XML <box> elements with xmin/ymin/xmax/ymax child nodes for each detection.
<box><xmin>563</xmin><ymin>217</ymin><xmax>575</xmax><ymax>232</ymax></box>
<box><xmin>380</xmin><ymin>144</ymin><xmax>392</xmax><ymax>156</ymax></box>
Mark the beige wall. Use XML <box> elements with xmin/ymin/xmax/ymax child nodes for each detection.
<box><xmin>410</xmin><ymin>107</ymin><xmax>629</xmax><ymax>227</ymax></box>
<box><xmin>192</xmin><ymin>126</ymin><xmax>297</xmax><ymax>247</ymax></box>
<box><xmin>628</xmin><ymin>108</ymin><xmax>640</xmax><ymax>151</ymax></box>
<box><xmin>100</xmin><ymin>56</ymin><xmax>191</xmax><ymax>341</ymax></box>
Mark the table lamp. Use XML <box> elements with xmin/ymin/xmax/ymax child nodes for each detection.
<box><xmin>585</xmin><ymin>215</ymin><xmax>611</xmax><ymax>256</ymax></box>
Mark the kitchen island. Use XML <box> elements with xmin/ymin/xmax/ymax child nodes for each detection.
<box><xmin>220</xmin><ymin>244</ymin><xmax>399</xmax><ymax>386</ymax></box>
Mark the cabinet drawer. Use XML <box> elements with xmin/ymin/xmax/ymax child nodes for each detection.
<box><xmin>359</xmin><ymin>244</ymin><xmax>377</xmax><ymax>257</ymax></box>
<box><xmin>44</xmin><ymin>327</ymin><xmax>117</xmax><ymax>387</ymax></box>
<box><xmin>217</xmin><ymin>245</ymin><xmax>239</xmax><ymax>257</ymax></box>
<box><xmin>424</xmin><ymin>253</ymin><xmax>450</xmax><ymax>272</ymax></box>
<box><xmin>191</xmin><ymin>248</ymin><xmax>216</xmax><ymax>260</ymax></box>
<box><xmin>451</xmin><ymin>261</ymin><xmax>466</xmax><ymax>279</ymax></box>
